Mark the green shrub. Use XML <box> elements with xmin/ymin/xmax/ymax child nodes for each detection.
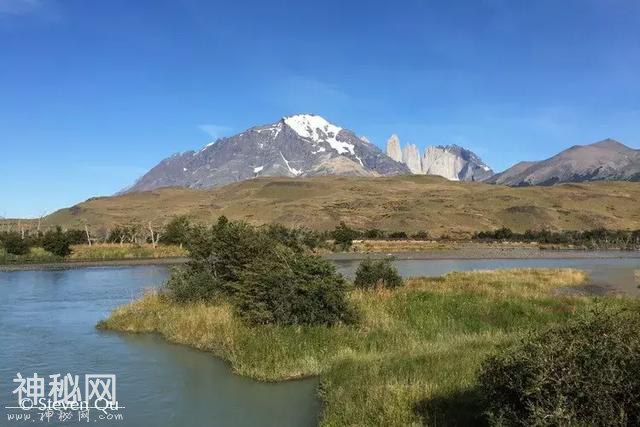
<box><xmin>479</xmin><ymin>307</ymin><xmax>640</xmax><ymax>426</ymax></box>
<box><xmin>363</xmin><ymin>228</ymin><xmax>385</xmax><ymax>239</ymax></box>
<box><xmin>263</xmin><ymin>223</ymin><xmax>324</xmax><ymax>252</ymax></box>
<box><xmin>235</xmin><ymin>247</ymin><xmax>357</xmax><ymax>325</ymax></box>
<box><xmin>64</xmin><ymin>229</ymin><xmax>88</xmax><ymax>245</ymax></box>
<box><xmin>412</xmin><ymin>230</ymin><xmax>430</xmax><ymax>240</ymax></box>
<box><xmin>388</xmin><ymin>231</ymin><xmax>408</xmax><ymax>239</ymax></box>
<box><xmin>159</xmin><ymin>216</ymin><xmax>192</xmax><ymax>246</ymax></box>
<box><xmin>332</xmin><ymin>222</ymin><xmax>360</xmax><ymax>250</ymax></box>
<box><xmin>42</xmin><ymin>227</ymin><xmax>72</xmax><ymax>257</ymax></box>
<box><xmin>166</xmin><ymin>267</ymin><xmax>226</xmax><ymax>303</ymax></box>
<box><xmin>0</xmin><ymin>232</ymin><xmax>30</xmax><ymax>255</ymax></box>
<box><xmin>165</xmin><ymin>217</ymin><xmax>357</xmax><ymax>326</ymax></box>
<box><xmin>354</xmin><ymin>258</ymin><xmax>403</xmax><ymax>289</ymax></box>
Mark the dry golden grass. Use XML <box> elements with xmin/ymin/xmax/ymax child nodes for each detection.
<box><xmin>405</xmin><ymin>268</ymin><xmax>588</xmax><ymax>298</ymax></box>
<box><xmin>37</xmin><ymin>176</ymin><xmax>640</xmax><ymax>236</ymax></box>
<box><xmin>69</xmin><ymin>243</ymin><xmax>187</xmax><ymax>260</ymax></box>
<box><xmin>99</xmin><ymin>268</ymin><xmax>603</xmax><ymax>426</ymax></box>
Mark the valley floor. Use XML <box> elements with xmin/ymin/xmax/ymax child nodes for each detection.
<box><xmin>97</xmin><ymin>268</ymin><xmax>635</xmax><ymax>426</ymax></box>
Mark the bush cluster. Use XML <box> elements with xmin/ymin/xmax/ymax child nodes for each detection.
<box><xmin>166</xmin><ymin>217</ymin><xmax>357</xmax><ymax>326</ymax></box>
<box><xmin>0</xmin><ymin>226</ymin><xmax>72</xmax><ymax>257</ymax></box>
<box><xmin>479</xmin><ymin>307</ymin><xmax>640</xmax><ymax>426</ymax></box>
<box><xmin>42</xmin><ymin>227</ymin><xmax>72</xmax><ymax>257</ymax></box>
<box><xmin>354</xmin><ymin>258</ymin><xmax>403</xmax><ymax>289</ymax></box>
<box><xmin>475</xmin><ymin>227</ymin><xmax>640</xmax><ymax>249</ymax></box>
<box><xmin>0</xmin><ymin>232</ymin><xmax>30</xmax><ymax>255</ymax></box>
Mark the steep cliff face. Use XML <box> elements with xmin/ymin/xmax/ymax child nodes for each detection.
<box><xmin>402</xmin><ymin>144</ymin><xmax>423</xmax><ymax>174</ymax></box>
<box><xmin>421</xmin><ymin>146</ymin><xmax>465</xmax><ymax>180</ymax></box>
<box><xmin>123</xmin><ymin>114</ymin><xmax>410</xmax><ymax>193</ymax></box>
<box><xmin>385</xmin><ymin>136</ymin><xmax>493</xmax><ymax>181</ymax></box>
<box><xmin>386</xmin><ymin>134</ymin><xmax>402</xmax><ymax>162</ymax></box>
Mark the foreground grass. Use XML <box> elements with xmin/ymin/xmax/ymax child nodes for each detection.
<box><xmin>98</xmin><ymin>268</ymin><xmax>627</xmax><ymax>426</ymax></box>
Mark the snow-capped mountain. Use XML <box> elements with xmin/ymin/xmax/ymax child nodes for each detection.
<box><xmin>385</xmin><ymin>135</ymin><xmax>493</xmax><ymax>181</ymax></box>
<box><xmin>123</xmin><ymin>114</ymin><xmax>410</xmax><ymax>193</ymax></box>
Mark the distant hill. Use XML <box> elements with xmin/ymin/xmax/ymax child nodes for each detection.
<box><xmin>486</xmin><ymin>139</ymin><xmax>640</xmax><ymax>186</ymax></box>
<box><xmin>45</xmin><ymin>176</ymin><xmax>640</xmax><ymax>236</ymax></box>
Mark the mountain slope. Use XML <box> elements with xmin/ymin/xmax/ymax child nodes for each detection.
<box><xmin>488</xmin><ymin>139</ymin><xmax>640</xmax><ymax>186</ymax></box>
<box><xmin>386</xmin><ymin>136</ymin><xmax>493</xmax><ymax>181</ymax></box>
<box><xmin>46</xmin><ymin>176</ymin><xmax>640</xmax><ymax>235</ymax></box>
<box><xmin>124</xmin><ymin>114</ymin><xmax>409</xmax><ymax>193</ymax></box>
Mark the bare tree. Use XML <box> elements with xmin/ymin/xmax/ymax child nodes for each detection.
<box><xmin>84</xmin><ymin>224</ymin><xmax>92</xmax><ymax>246</ymax></box>
<box><xmin>148</xmin><ymin>221</ymin><xmax>156</xmax><ymax>249</ymax></box>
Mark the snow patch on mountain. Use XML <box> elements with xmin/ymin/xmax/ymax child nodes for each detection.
<box><xmin>284</xmin><ymin>114</ymin><xmax>355</xmax><ymax>155</ymax></box>
<box><xmin>280</xmin><ymin>151</ymin><xmax>302</xmax><ymax>176</ymax></box>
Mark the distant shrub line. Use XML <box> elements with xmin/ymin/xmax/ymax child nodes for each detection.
<box><xmin>475</xmin><ymin>227</ymin><xmax>640</xmax><ymax>249</ymax></box>
<box><xmin>4</xmin><ymin>216</ymin><xmax>640</xmax><ymax>260</ymax></box>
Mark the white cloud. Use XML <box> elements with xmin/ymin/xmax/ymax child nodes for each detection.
<box><xmin>198</xmin><ymin>124</ymin><xmax>232</xmax><ymax>139</ymax></box>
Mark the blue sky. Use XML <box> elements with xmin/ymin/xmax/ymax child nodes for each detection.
<box><xmin>2</xmin><ymin>0</ymin><xmax>639</xmax><ymax>217</ymax></box>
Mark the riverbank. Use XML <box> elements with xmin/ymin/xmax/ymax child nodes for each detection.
<box><xmin>3</xmin><ymin>241</ymin><xmax>639</xmax><ymax>271</ymax></box>
<box><xmin>347</xmin><ymin>240</ymin><xmax>640</xmax><ymax>258</ymax></box>
<box><xmin>0</xmin><ymin>257</ymin><xmax>189</xmax><ymax>271</ymax></box>
<box><xmin>98</xmin><ymin>268</ymin><xmax>630</xmax><ymax>426</ymax></box>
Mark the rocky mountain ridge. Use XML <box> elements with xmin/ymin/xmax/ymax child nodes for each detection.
<box><xmin>385</xmin><ymin>135</ymin><xmax>493</xmax><ymax>181</ymax></box>
<box><xmin>487</xmin><ymin>139</ymin><xmax>640</xmax><ymax>186</ymax></box>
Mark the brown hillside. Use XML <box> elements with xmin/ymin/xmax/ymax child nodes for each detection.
<box><xmin>40</xmin><ymin>176</ymin><xmax>640</xmax><ymax>236</ymax></box>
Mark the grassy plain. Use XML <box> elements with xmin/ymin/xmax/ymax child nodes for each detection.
<box><xmin>97</xmin><ymin>268</ymin><xmax>624</xmax><ymax>426</ymax></box>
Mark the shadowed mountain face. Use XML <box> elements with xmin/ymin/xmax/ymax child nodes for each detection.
<box><xmin>122</xmin><ymin>114</ymin><xmax>409</xmax><ymax>193</ymax></box>
<box><xmin>487</xmin><ymin>139</ymin><xmax>640</xmax><ymax>186</ymax></box>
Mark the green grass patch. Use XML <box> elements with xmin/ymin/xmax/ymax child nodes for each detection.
<box><xmin>98</xmin><ymin>268</ymin><xmax>629</xmax><ymax>426</ymax></box>
<box><xmin>0</xmin><ymin>246</ymin><xmax>61</xmax><ymax>264</ymax></box>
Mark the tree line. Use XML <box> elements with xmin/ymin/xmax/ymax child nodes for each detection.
<box><xmin>474</xmin><ymin>227</ymin><xmax>640</xmax><ymax>249</ymax></box>
<box><xmin>3</xmin><ymin>216</ymin><xmax>640</xmax><ymax>258</ymax></box>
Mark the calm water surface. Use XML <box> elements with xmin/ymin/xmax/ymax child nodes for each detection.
<box><xmin>1</xmin><ymin>256</ymin><xmax>639</xmax><ymax>426</ymax></box>
<box><xmin>0</xmin><ymin>267</ymin><xmax>319</xmax><ymax>427</ymax></box>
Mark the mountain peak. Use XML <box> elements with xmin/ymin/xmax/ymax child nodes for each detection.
<box><xmin>490</xmin><ymin>138</ymin><xmax>640</xmax><ymax>186</ymax></box>
<box><xmin>283</xmin><ymin>113</ymin><xmax>354</xmax><ymax>155</ymax></box>
<box><xmin>590</xmin><ymin>138</ymin><xmax>627</xmax><ymax>150</ymax></box>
